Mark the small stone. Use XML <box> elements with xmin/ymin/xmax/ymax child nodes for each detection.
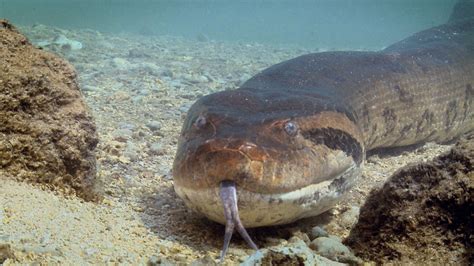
<box><xmin>168</xmin><ymin>79</ymin><xmax>182</xmax><ymax>88</ymax></box>
<box><xmin>113</xmin><ymin>128</ymin><xmax>133</xmax><ymax>142</ymax></box>
<box><xmin>84</xmin><ymin>247</ymin><xmax>98</xmax><ymax>256</ymax></box>
<box><xmin>112</xmin><ymin>57</ymin><xmax>132</xmax><ymax>71</ymax></box>
<box><xmin>118</xmin><ymin>122</ymin><xmax>136</xmax><ymax>131</ymax></box>
<box><xmin>366</xmin><ymin>155</ymin><xmax>380</xmax><ymax>164</ymax></box>
<box><xmin>148</xmin><ymin>255</ymin><xmax>173</xmax><ymax>266</ymax></box>
<box><xmin>82</xmin><ymin>85</ymin><xmax>100</xmax><ymax>92</ymax></box>
<box><xmin>137</xmin><ymin>62</ymin><xmax>161</xmax><ymax>76</ymax></box>
<box><xmin>161</xmin><ymin>69</ymin><xmax>174</xmax><ymax>78</ymax></box>
<box><xmin>291</xmin><ymin>231</ymin><xmax>311</xmax><ymax>245</ymax></box>
<box><xmin>146</xmin><ymin>121</ymin><xmax>161</xmax><ymax>131</ymax></box>
<box><xmin>309</xmin><ymin>226</ymin><xmax>329</xmax><ymax>240</ymax></box>
<box><xmin>241</xmin><ymin>239</ymin><xmax>342</xmax><ymax>266</ymax></box>
<box><xmin>0</xmin><ymin>243</ymin><xmax>15</xmax><ymax>263</ymax></box>
<box><xmin>53</xmin><ymin>34</ymin><xmax>83</xmax><ymax>50</ymax></box>
<box><xmin>110</xmin><ymin>91</ymin><xmax>131</xmax><ymax>101</ymax></box>
<box><xmin>149</xmin><ymin>143</ymin><xmax>166</xmax><ymax>155</ymax></box>
<box><xmin>191</xmin><ymin>255</ymin><xmax>217</xmax><ymax>266</ymax></box>
<box><xmin>309</xmin><ymin>237</ymin><xmax>358</xmax><ymax>263</ymax></box>
<box><xmin>340</xmin><ymin>206</ymin><xmax>360</xmax><ymax>228</ymax></box>
<box><xmin>124</xmin><ymin>143</ymin><xmax>139</xmax><ymax>162</ymax></box>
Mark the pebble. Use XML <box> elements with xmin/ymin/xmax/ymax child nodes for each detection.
<box><xmin>161</xmin><ymin>68</ymin><xmax>174</xmax><ymax>78</ymax></box>
<box><xmin>190</xmin><ymin>255</ymin><xmax>217</xmax><ymax>266</ymax></box>
<box><xmin>308</xmin><ymin>226</ymin><xmax>329</xmax><ymax>240</ymax></box>
<box><xmin>290</xmin><ymin>231</ymin><xmax>311</xmax><ymax>245</ymax></box>
<box><xmin>124</xmin><ymin>143</ymin><xmax>139</xmax><ymax>162</ymax></box>
<box><xmin>113</xmin><ymin>128</ymin><xmax>133</xmax><ymax>142</ymax></box>
<box><xmin>118</xmin><ymin>122</ymin><xmax>136</xmax><ymax>131</ymax></box>
<box><xmin>82</xmin><ymin>85</ymin><xmax>100</xmax><ymax>92</ymax></box>
<box><xmin>0</xmin><ymin>243</ymin><xmax>15</xmax><ymax>263</ymax></box>
<box><xmin>136</xmin><ymin>62</ymin><xmax>161</xmax><ymax>76</ymax></box>
<box><xmin>110</xmin><ymin>91</ymin><xmax>131</xmax><ymax>101</ymax></box>
<box><xmin>147</xmin><ymin>255</ymin><xmax>173</xmax><ymax>266</ymax></box>
<box><xmin>309</xmin><ymin>237</ymin><xmax>359</xmax><ymax>264</ymax></box>
<box><xmin>111</xmin><ymin>58</ymin><xmax>132</xmax><ymax>71</ymax></box>
<box><xmin>340</xmin><ymin>206</ymin><xmax>360</xmax><ymax>228</ymax></box>
<box><xmin>168</xmin><ymin>79</ymin><xmax>182</xmax><ymax>88</ymax></box>
<box><xmin>242</xmin><ymin>239</ymin><xmax>343</xmax><ymax>266</ymax></box>
<box><xmin>53</xmin><ymin>34</ymin><xmax>83</xmax><ymax>50</ymax></box>
<box><xmin>149</xmin><ymin>142</ymin><xmax>166</xmax><ymax>155</ymax></box>
<box><xmin>146</xmin><ymin>121</ymin><xmax>161</xmax><ymax>131</ymax></box>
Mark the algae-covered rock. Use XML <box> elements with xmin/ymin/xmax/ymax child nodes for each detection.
<box><xmin>346</xmin><ymin>136</ymin><xmax>473</xmax><ymax>264</ymax></box>
<box><xmin>241</xmin><ymin>239</ymin><xmax>345</xmax><ymax>266</ymax></box>
<box><xmin>0</xmin><ymin>20</ymin><xmax>100</xmax><ymax>201</ymax></box>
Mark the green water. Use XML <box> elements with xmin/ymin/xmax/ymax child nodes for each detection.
<box><xmin>0</xmin><ymin>0</ymin><xmax>456</xmax><ymax>49</ymax></box>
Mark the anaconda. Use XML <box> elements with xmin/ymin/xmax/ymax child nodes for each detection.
<box><xmin>172</xmin><ymin>0</ymin><xmax>474</xmax><ymax>260</ymax></box>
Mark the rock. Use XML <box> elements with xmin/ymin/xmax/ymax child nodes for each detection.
<box><xmin>111</xmin><ymin>57</ymin><xmax>132</xmax><ymax>71</ymax></box>
<box><xmin>149</xmin><ymin>143</ymin><xmax>166</xmax><ymax>156</ymax></box>
<box><xmin>340</xmin><ymin>206</ymin><xmax>360</xmax><ymax>229</ymax></box>
<box><xmin>0</xmin><ymin>20</ymin><xmax>100</xmax><ymax>201</ymax></box>
<box><xmin>309</xmin><ymin>237</ymin><xmax>359</xmax><ymax>264</ymax></box>
<box><xmin>290</xmin><ymin>230</ymin><xmax>311</xmax><ymax>245</ymax></box>
<box><xmin>147</xmin><ymin>255</ymin><xmax>173</xmax><ymax>266</ymax></box>
<box><xmin>0</xmin><ymin>243</ymin><xmax>15</xmax><ymax>263</ymax></box>
<box><xmin>118</xmin><ymin>122</ymin><xmax>136</xmax><ymax>131</ymax></box>
<box><xmin>137</xmin><ymin>62</ymin><xmax>161</xmax><ymax>76</ymax></box>
<box><xmin>190</xmin><ymin>255</ymin><xmax>217</xmax><ymax>266</ymax></box>
<box><xmin>161</xmin><ymin>68</ymin><xmax>174</xmax><ymax>78</ymax></box>
<box><xmin>36</xmin><ymin>34</ymin><xmax>83</xmax><ymax>51</ymax></box>
<box><xmin>242</xmin><ymin>239</ymin><xmax>344</xmax><ymax>266</ymax></box>
<box><xmin>82</xmin><ymin>85</ymin><xmax>100</xmax><ymax>92</ymax></box>
<box><xmin>346</xmin><ymin>136</ymin><xmax>474</xmax><ymax>265</ymax></box>
<box><xmin>308</xmin><ymin>226</ymin><xmax>329</xmax><ymax>240</ymax></box>
<box><xmin>52</xmin><ymin>34</ymin><xmax>83</xmax><ymax>50</ymax></box>
<box><xmin>146</xmin><ymin>121</ymin><xmax>162</xmax><ymax>131</ymax></box>
<box><xmin>124</xmin><ymin>143</ymin><xmax>139</xmax><ymax>162</ymax></box>
<box><xmin>113</xmin><ymin>129</ymin><xmax>133</xmax><ymax>142</ymax></box>
<box><xmin>110</xmin><ymin>91</ymin><xmax>131</xmax><ymax>101</ymax></box>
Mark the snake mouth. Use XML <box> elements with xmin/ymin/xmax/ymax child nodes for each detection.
<box><xmin>174</xmin><ymin>162</ymin><xmax>360</xmax><ymax>227</ymax></box>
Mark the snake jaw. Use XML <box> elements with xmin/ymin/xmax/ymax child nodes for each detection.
<box><xmin>219</xmin><ymin>180</ymin><xmax>258</xmax><ymax>262</ymax></box>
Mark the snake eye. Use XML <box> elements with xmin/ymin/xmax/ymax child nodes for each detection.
<box><xmin>284</xmin><ymin>121</ymin><xmax>298</xmax><ymax>136</ymax></box>
<box><xmin>194</xmin><ymin>115</ymin><xmax>207</xmax><ymax>129</ymax></box>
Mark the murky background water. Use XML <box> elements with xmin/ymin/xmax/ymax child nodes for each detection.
<box><xmin>1</xmin><ymin>0</ymin><xmax>455</xmax><ymax>49</ymax></box>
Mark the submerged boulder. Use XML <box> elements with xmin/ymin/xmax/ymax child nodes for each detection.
<box><xmin>346</xmin><ymin>135</ymin><xmax>473</xmax><ymax>264</ymax></box>
<box><xmin>0</xmin><ymin>20</ymin><xmax>100</xmax><ymax>201</ymax></box>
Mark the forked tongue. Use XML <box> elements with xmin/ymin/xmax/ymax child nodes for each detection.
<box><xmin>219</xmin><ymin>180</ymin><xmax>258</xmax><ymax>262</ymax></box>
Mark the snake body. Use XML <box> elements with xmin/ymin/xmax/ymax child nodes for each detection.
<box><xmin>172</xmin><ymin>1</ymin><xmax>474</xmax><ymax>254</ymax></box>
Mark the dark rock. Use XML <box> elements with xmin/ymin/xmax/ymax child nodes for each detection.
<box><xmin>346</xmin><ymin>136</ymin><xmax>474</xmax><ymax>265</ymax></box>
<box><xmin>0</xmin><ymin>20</ymin><xmax>100</xmax><ymax>201</ymax></box>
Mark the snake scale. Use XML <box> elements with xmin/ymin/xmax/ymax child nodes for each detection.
<box><xmin>172</xmin><ymin>0</ymin><xmax>474</xmax><ymax>259</ymax></box>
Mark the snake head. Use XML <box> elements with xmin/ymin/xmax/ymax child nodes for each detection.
<box><xmin>173</xmin><ymin>88</ymin><xmax>364</xmax><ymax>227</ymax></box>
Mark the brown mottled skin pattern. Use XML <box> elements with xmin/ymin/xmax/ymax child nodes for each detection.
<box><xmin>173</xmin><ymin>1</ymin><xmax>474</xmax><ymax>223</ymax></box>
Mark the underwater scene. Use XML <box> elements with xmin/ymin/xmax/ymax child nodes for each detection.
<box><xmin>0</xmin><ymin>0</ymin><xmax>472</xmax><ymax>265</ymax></box>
